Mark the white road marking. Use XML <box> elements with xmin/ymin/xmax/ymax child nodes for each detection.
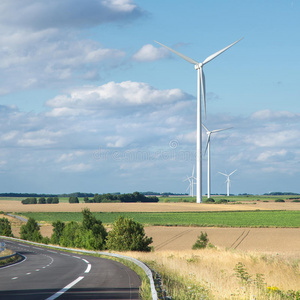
<box><xmin>82</xmin><ymin>259</ymin><xmax>89</xmax><ymax>264</ymax></box>
<box><xmin>45</xmin><ymin>276</ymin><xmax>84</xmax><ymax>300</ymax></box>
<box><xmin>26</xmin><ymin>272</ymin><xmax>31</xmax><ymax>275</ymax></box>
<box><xmin>72</xmin><ymin>256</ymin><xmax>81</xmax><ymax>259</ymax></box>
<box><xmin>12</xmin><ymin>277</ymin><xmax>18</xmax><ymax>280</ymax></box>
<box><xmin>36</xmin><ymin>269</ymin><xmax>40</xmax><ymax>271</ymax></box>
<box><xmin>85</xmin><ymin>264</ymin><xmax>91</xmax><ymax>273</ymax></box>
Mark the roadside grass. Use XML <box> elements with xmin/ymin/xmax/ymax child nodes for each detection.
<box><xmin>125</xmin><ymin>249</ymin><xmax>300</xmax><ymax>300</ymax></box>
<box><xmin>17</xmin><ymin>210</ymin><xmax>300</xmax><ymax>227</ymax></box>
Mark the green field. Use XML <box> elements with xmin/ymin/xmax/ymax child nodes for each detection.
<box><xmin>18</xmin><ymin>210</ymin><xmax>300</xmax><ymax>227</ymax></box>
<box><xmin>159</xmin><ymin>195</ymin><xmax>300</xmax><ymax>203</ymax></box>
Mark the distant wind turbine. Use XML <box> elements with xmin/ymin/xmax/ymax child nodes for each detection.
<box><xmin>219</xmin><ymin>170</ymin><xmax>237</xmax><ymax>196</ymax></box>
<box><xmin>155</xmin><ymin>38</ymin><xmax>242</xmax><ymax>203</ymax></box>
<box><xmin>202</xmin><ymin>124</ymin><xmax>232</xmax><ymax>198</ymax></box>
<box><xmin>184</xmin><ymin>167</ymin><xmax>196</xmax><ymax>196</ymax></box>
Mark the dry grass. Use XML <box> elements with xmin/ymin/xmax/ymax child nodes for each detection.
<box><xmin>1</xmin><ymin>200</ymin><xmax>300</xmax><ymax>213</ymax></box>
<box><xmin>121</xmin><ymin>249</ymin><xmax>300</xmax><ymax>299</ymax></box>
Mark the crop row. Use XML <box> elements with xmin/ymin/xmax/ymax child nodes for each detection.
<box><xmin>18</xmin><ymin>210</ymin><xmax>300</xmax><ymax>227</ymax></box>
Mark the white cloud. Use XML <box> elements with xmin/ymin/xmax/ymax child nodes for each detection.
<box><xmin>132</xmin><ymin>44</ymin><xmax>170</xmax><ymax>62</ymax></box>
<box><xmin>46</xmin><ymin>81</ymin><xmax>192</xmax><ymax>117</ymax></box>
<box><xmin>0</xmin><ymin>0</ymin><xmax>142</xmax><ymax>30</ymax></box>
<box><xmin>0</xmin><ymin>0</ymin><xmax>143</xmax><ymax>94</ymax></box>
<box><xmin>256</xmin><ymin>150</ymin><xmax>287</xmax><ymax>162</ymax></box>
<box><xmin>56</xmin><ymin>152</ymin><xmax>84</xmax><ymax>163</ymax></box>
<box><xmin>246</xmin><ymin>129</ymin><xmax>300</xmax><ymax>147</ymax></box>
<box><xmin>251</xmin><ymin>109</ymin><xmax>300</xmax><ymax>120</ymax></box>
<box><xmin>62</xmin><ymin>163</ymin><xmax>92</xmax><ymax>172</ymax></box>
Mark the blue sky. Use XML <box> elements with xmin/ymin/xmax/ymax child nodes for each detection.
<box><xmin>0</xmin><ymin>0</ymin><xmax>299</xmax><ymax>195</ymax></box>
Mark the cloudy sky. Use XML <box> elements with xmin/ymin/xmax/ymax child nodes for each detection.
<box><xmin>0</xmin><ymin>0</ymin><xmax>299</xmax><ymax>195</ymax></box>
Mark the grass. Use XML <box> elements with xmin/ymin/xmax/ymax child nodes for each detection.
<box><xmin>18</xmin><ymin>210</ymin><xmax>300</xmax><ymax>227</ymax></box>
<box><xmin>125</xmin><ymin>249</ymin><xmax>300</xmax><ymax>300</ymax></box>
<box><xmin>159</xmin><ymin>194</ymin><xmax>300</xmax><ymax>203</ymax></box>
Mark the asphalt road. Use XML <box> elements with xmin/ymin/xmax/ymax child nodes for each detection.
<box><xmin>0</xmin><ymin>240</ymin><xmax>141</xmax><ymax>300</ymax></box>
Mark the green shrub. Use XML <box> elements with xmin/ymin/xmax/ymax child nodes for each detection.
<box><xmin>38</xmin><ymin>197</ymin><xmax>46</xmax><ymax>204</ymax></box>
<box><xmin>21</xmin><ymin>197</ymin><xmax>37</xmax><ymax>204</ymax></box>
<box><xmin>51</xmin><ymin>220</ymin><xmax>65</xmax><ymax>245</ymax></box>
<box><xmin>275</xmin><ymin>199</ymin><xmax>285</xmax><ymax>202</ymax></box>
<box><xmin>52</xmin><ymin>197</ymin><xmax>59</xmax><ymax>204</ymax></box>
<box><xmin>216</xmin><ymin>199</ymin><xmax>228</xmax><ymax>204</ymax></box>
<box><xmin>106</xmin><ymin>216</ymin><xmax>153</xmax><ymax>251</ymax></box>
<box><xmin>205</xmin><ymin>198</ymin><xmax>215</xmax><ymax>203</ymax></box>
<box><xmin>0</xmin><ymin>217</ymin><xmax>13</xmax><ymax>237</ymax></box>
<box><xmin>20</xmin><ymin>217</ymin><xmax>42</xmax><ymax>242</ymax></box>
<box><xmin>53</xmin><ymin>209</ymin><xmax>107</xmax><ymax>250</ymax></box>
<box><xmin>69</xmin><ymin>196</ymin><xmax>79</xmax><ymax>203</ymax></box>
<box><xmin>192</xmin><ymin>232</ymin><xmax>209</xmax><ymax>249</ymax></box>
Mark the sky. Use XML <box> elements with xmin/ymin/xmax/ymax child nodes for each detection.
<box><xmin>0</xmin><ymin>0</ymin><xmax>300</xmax><ymax>195</ymax></box>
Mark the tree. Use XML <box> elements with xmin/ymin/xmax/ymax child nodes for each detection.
<box><xmin>106</xmin><ymin>216</ymin><xmax>152</xmax><ymax>251</ymax></box>
<box><xmin>52</xmin><ymin>197</ymin><xmax>59</xmax><ymax>204</ymax></box>
<box><xmin>59</xmin><ymin>221</ymin><xmax>81</xmax><ymax>248</ymax></box>
<box><xmin>51</xmin><ymin>220</ymin><xmax>65</xmax><ymax>244</ymax></box>
<box><xmin>81</xmin><ymin>208</ymin><xmax>107</xmax><ymax>250</ymax></box>
<box><xmin>69</xmin><ymin>196</ymin><xmax>79</xmax><ymax>203</ymax></box>
<box><xmin>0</xmin><ymin>217</ymin><xmax>13</xmax><ymax>237</ymax></box>
<box><xmin>47</xmin><ymin>197</ymin><xmax>53</xmax><ymax>204</ymax></box>
<box><xmin>192</xmin><ymin>232</ymin><xmax>209</xmax><ymax>249</ymax></box>
<box><xmin>20</xmin><ymin>217</ymin><xmax>42</xmax><ymax>242</ymax></box>
<box><xmin>38</xmin><ymin>197</ymin><xmax>46</xmax><ymax>204</ymax></box>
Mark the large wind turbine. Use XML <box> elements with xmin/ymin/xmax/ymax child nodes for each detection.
<box><xmin>219</xmin><ymin>169</ymin><xmax>237</xmax><ymax>196</ymax></box>
<box><xmin>155</xmin><ymin>38</ymin><xmax>242</xmax><ymax>203</ymax></box>
<box><xmin>184</xmin><ymin>167</ymin><xmax>196</xmax><ymax>196</ymax></box>
<box><xmin>202</xmin><ymin>124</ymin><xmax>232</xmax><ymax>198</ymax></box>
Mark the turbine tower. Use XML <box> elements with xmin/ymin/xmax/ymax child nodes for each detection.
<box><xmin>155</xmin><ymin>38</ymin><xmax>242</xmax><ymax>203</ymax></box>
<box><xmin>184</xmin><ymin>167</ymin><xmax>196</xmax><ymax>196</ymax></box>
<box><xmin>202</xmin><ymin>124</ymin><xmax>232</xmax><ymax>198</ymax></box>
<box><xmin>219</xmin><ymin>170</ymin><xmax>237</xmax><ymax>196</ymax></box>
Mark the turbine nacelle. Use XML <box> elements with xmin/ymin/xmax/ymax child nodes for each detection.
<box><xmin>194</xmin><ymin>63</ymin><xmax>203</xmax><ymax>70</ymax></box>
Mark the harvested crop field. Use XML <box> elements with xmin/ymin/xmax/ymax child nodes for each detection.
<box><xmin>1</xmin><ymin>200</ymin><xmax>299</xmax><ymax>255</ymax></box>
<box><xmin>1</xmin><ymin>200</ymin><xmax>300</xmax><ymax>213</ymax></box>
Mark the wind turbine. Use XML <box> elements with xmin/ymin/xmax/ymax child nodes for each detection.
<box><xmin>184</xmin><ymin>167</ymin><xmax>196</xmax><ymax>196</ymax></box>
<box><xmin>202</xmin><ymin>124</ymin><xmax>232</xmax><ymax>198</ymax></box>
<box><xmin>155</xmin><ymin>38</ymin><xmax>242</xmax><ymax>203</ymax></box>
<box><xmin>219</xmin><ymin>169</ymin><xmax>237</xmax><ymax>196</ymax></box>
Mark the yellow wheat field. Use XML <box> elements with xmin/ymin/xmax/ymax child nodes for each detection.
<box><xmin>1</xmin><ymin>200</ymin><xmax>300</xmax><ymax>213</ymax></box>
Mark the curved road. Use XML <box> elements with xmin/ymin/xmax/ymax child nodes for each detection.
<box><xmin>0</xmin><ymin>240</ymin><xmax>141</xmax><ymax>300</ymax></box>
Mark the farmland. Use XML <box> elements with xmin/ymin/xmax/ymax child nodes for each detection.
<box><xmin>17</xmin><ymin>210</ymin><xmax>300</xmax><ymax>227</ymax></box>
<box><xmin>1</xmin><ymin>196</ymin><xmax>299</xmax><ymax>299</ymax></box>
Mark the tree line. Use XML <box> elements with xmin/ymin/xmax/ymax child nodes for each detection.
<box><xmin>22</xmin><ymin>197</ymin><xmax>59</xmax><ymax>205</ymax></box>
<box><xmin>82</xmin><ymin>192</ymin><xmax>159</xmax><ymax>203</ymax></box>
<box><xmin>21</xmin><ymin>192</ymin><xmax>159</xmax><ymax>205</ymax></box>
<box><xmin>0</xmin><ymin>209</ymin><xmax>152</xmax><ymax>252</ymax></box>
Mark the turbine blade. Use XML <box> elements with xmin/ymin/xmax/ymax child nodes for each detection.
<box><xmin>202</xmin><ymin>38</ymin><xmax>243</xmax><ymax>65</ymax></box>
<box><xmin>204</xmin><ymin>134</ymin><xmax>211</xmax><ymax>155</ymax></box>
<box><xmin>229</xmin><ymin>169</ymin><xmax>237</xmax><ymax>176</ymax></box>
<box><xmin>154</xmin><ymin>41</ymin><xmax>199</xmax><ymax>65</ymax></box>
<box><xmin>211</xmin><ymin>127</ymin><xmax>233</xmax><ymax>134</ymax></box>
<box><xmin>218</xmin><ymin>172</ymin><xmax>227</xmax><ymax>176</ymax></box>
<box><xmin>202</xmin><ymin>123</ymin><xmax>209</xmax><ymax>132</ymax></box>
<box><xmin>200</xmin><ymin>67</ymin><xmax>207</xmax><ymax>118</ymax></box>
<box><xmin>192</xmin><ymin>166</ymin><xmax>195</xmax><ymax>177</ymax></box>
